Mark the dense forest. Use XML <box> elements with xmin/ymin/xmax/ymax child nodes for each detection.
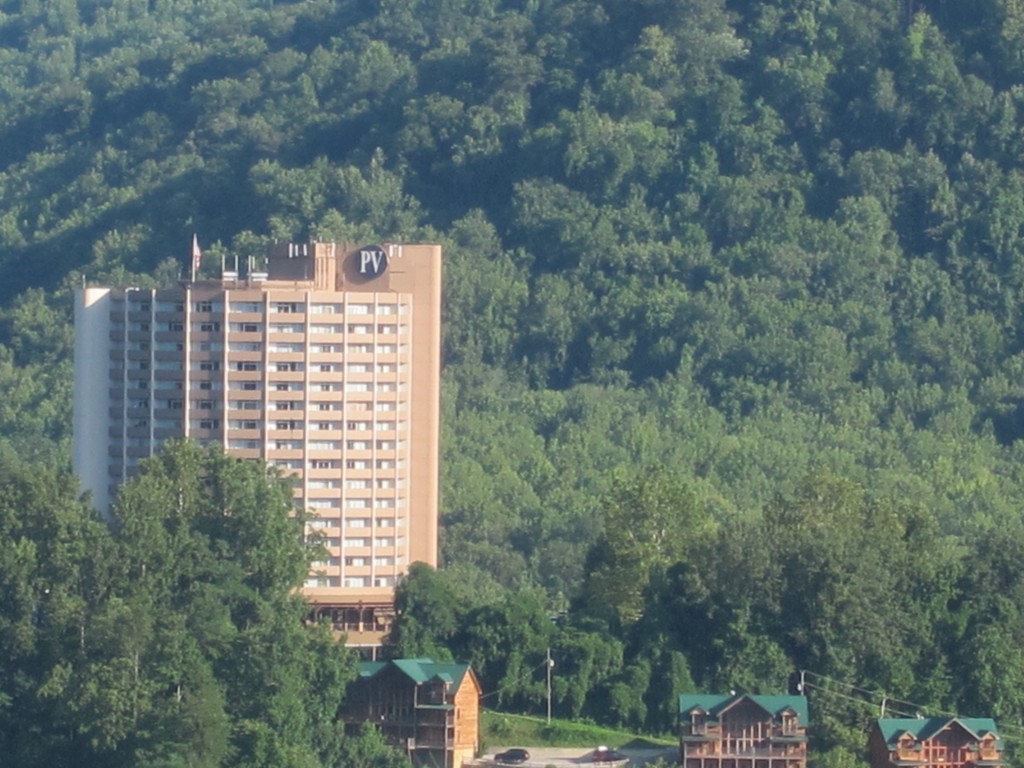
<box><xmin>6</xmin><ymin>0</ymin><xmax>1024</xmax><ymax>764</ymax></box>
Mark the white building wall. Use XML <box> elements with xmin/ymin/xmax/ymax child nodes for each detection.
<box><xmin>73</xmin><ymin>288</ymin><xmax>114</xmax><ymax>515</ymax></box>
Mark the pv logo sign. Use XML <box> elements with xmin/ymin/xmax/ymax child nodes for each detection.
<box><xmin>357</xmin><ymin>245</ymin><xmax>388</xmax><ymax>278</ymax></box>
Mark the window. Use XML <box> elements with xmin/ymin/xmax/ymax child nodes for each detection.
<box><xmin>199</xmin><ymin>321</ymin><xmax>220</xmax><ymax>332</ymax></box>
<box><xmin>275</xmin><ymin>362</ymin><xmax>302</xmax><ymax>372</ymax></box>
<box><xmin>376</xmin><ymin>304</ymin><xmax>396</xmax><ymax>315</ymax></box>
<box><xmin>346</xmin><ymin>440</ymin><xmax>369</xmax><ymax>450</ymax></box>
<box><xmin>230</xmin><ymin>322</ymin><xmax>262</xmax><ymax>333</ymax></box>
<box><xmin>195</xmin><ymin>301</ymin><xmax>213</xmax><ymax>312</ymax></box>
<box><xmin>198</xmin><ymin>419</ymin><xmax>220</xmax><ymax>430</ymax></box>
<box><xmin>345</xmin><ymin>577</ymin><xmax>368</xmax><ymax>587</ymax></box>
<box><xmin>344</xmin><ymin>556</ymin><xmax>367</xmax><ymax>567</ymax></box>
<box><xmin>308</xmin><ymin>440</ymin><xmax>340</xmax><ymax>450</ymax></box>
<box><xmin>347</xmin><ymin>499</ymin><xmax>370</xmax><ymax>509</ymax></box>
<box><xmin>692</xmin><ymin>712</ymin><xmax>707</xmax><ymax>736</ymax></box>
<box><xmin>343</xmin><ymin>538</ymin><xmax>369</xmax><ymax>549</ymax></box>
<box><xmin>347</xmin><ymin>517</ymin><xmax>370</xmax><ymax>527</ymax></box>
<box><xmin>199</xmin><ymin>361</ymin><xmax>220</xmax><ymax>372</ymax></box>
<box><xmin>235</xmin><ymin>361</ymin><xmax>260</xmax><ymax>372</ymax></box>
<box><xmin>318</xmin><ymin>363</ymin><xmax>339</xmax><ymax>373</ymax></box>
<box><xmin>197</xmin><ymin>400</ymin><xmax>214</xmax><ymax>410</ymax></box>
<box><xmin>307</xmin><ymin>479</ymin><xmax>339</xmax><ymax>490</ymax></box>
<box><xmin>347</xmin><ymin>363</ymin><xmax>370</xmax><ymax>373</ymax></box>
<box><xmin>782</xmin><ymin>711</ymin><xmax>797</xmax><ymax>736</ymax></box>
<box><xmin>346</xmin><ymin>459</ymin><xmax>370</xmax><ymax>469</ymax></box>
<box><xmin>229</xmin><ymin>342</ymin><xmax>262</xmax><ymax>352</ymax></box>
<box><xmin>272</xmin><ymin>401</ymin><xmax>300</xmax><ymax>411</ymax></box>
<box><xmin>374</xmin><ymin>576</ymin><xmax>395</xmax><ymax>587</ymax></box>
<box><xmin>242</xmin><ymin>382</ymin><xmax>259</xmax><ymax>391</ymax></box>
<box><xmin>168</xmin><ymin>321</ymin><xmax>184</xmax><ymax>331</ymax></box>
<box><xmin>310</xmin><ymin>460</ymin><xmax>338</xmax><ymax>469</ymax></box>
<box><xmin>310</xmin><ymin>303</ymin><xmax>341</xmax><ymax>314</ymax></box>
<box><xmin>230</xmin><ymin>301</ymin><xmax>262</xmax><ymax>313</ymax></box>
<box><xmin>347</xmin><ymin>304</ymin><xmax>371</xmax><ymax>315</ymax></box>
<box><xmin>377</xmin><ymin>324</ymin><xmax>397</xmax><ymax>334</ymax></box>
<box><xmin>347</xmin><ymin>324</ymin><xmax>371</xmax><ymax>334</ymax></box>
<box><xmin>272</xmin><ymin>302</ymin><xmax>305</xmax><ymax>314</ymax></box>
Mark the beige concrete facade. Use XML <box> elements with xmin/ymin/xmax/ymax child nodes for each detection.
<box><xmin>73</xmin><ymin>243</ymin><xmax>442</xmax><ymax>647</ymax></box>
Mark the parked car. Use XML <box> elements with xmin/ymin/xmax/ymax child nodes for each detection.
<box><xmin>591</xmin><ymin>745</ymin><xmax>628</xmax><ymax>763</ymax></box>
<box><xmin>495</xmin><ymin>748</ymin><xmax>530</xmax><ymax>765</ymax></box>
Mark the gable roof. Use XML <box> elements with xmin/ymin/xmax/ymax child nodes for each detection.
<box><xmin>680</xmin><ymin>693</ymin><xmax>809</xmax><ymax>723</ymax></box>
<box><xmin>358</xmin><ymin>658</ymin><xmax>473</xmax><ymax>689</ymax></box>
<box><xmin>876</xmin><ymin>718</ymin><xmax>1002</xmax><ymax>748</ymax></box>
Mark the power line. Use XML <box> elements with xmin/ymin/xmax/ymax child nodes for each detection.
<box><xmin>799</xmin><ymin>668</ymin><xmax>1024</xmax><ymax>741</ymax></box>
<box><xmin>479</xmin><ymin>657</ymin><xmax>553</xmax><ymax>702</ymax></box>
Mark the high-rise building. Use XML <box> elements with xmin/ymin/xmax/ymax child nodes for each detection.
<box><xmin>73</xmin><ymin>242</ymin><xmax>441</xmax><ymax>648</ymax></box>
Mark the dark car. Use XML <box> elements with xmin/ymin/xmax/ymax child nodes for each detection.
<box><xmin>591</xmin><ymin>746</ymin><xmax>628</xmax><ymax>763</ymax></box>
<box><xmin>495</xmin><ymin>748</ymin><xmax>530</xmax><ymax>765</ymax></box>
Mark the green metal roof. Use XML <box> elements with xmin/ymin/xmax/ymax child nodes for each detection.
<box><xmin>358</xmin><ymin>658</ymin><xmax>471</xmax><ymax>689</ymax></box>
<box><xmin>358</xmin><ymin>661</ymin><xmax>387</xmax><ymax>678</ymax></box>
<box><xmin>679</xmin><ymin>693</ymin><xmax>809</xmax><ymax>723</ymax></box>
<box><xmin>876</xmin><ymin>718</ymin><xmax>1002</xmax><ymax>748</ymax></box>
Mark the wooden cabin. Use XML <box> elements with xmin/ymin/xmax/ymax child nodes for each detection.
<box><xmin>679</xmin><ymin>693</ymin><xmax>809</xmax><ymax>768</ymax></box>
<box><xmin>868</xmin><ymin>718</ymin><xmax>1004</xmax><ymax>768</ymax></box>
<box><xmin>343</xmin><ymin>658</ymin><xmax>481</xmax><ymax>768</ymax></box>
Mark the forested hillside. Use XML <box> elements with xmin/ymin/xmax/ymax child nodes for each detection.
<box><xmin>6</xmin><ymin>0</ymin><xmax>1024</xmax><ymax>760</ymax></box>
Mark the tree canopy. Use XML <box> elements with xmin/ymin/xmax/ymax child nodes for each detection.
<box><xmin>5</xmin><ymin>0</ymin><xmax>1024</xmax><ymax>759</ymax></box>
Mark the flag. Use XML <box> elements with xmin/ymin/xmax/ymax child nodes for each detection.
<box><xmin>191</xmin><ymin>234</ymin><xmax>202</xmax><ymax>280</ymax></box>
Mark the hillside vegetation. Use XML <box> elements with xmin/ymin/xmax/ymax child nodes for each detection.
<box><xmin>5</xmin><ymin>0</ymin><xmax>1024</xmax><ymax>763</ymax></box>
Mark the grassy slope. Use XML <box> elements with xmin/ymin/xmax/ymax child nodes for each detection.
<box><xmin>482</xmin><ymin>710</ymin><xmax>677</xmax><ymax>750</ymax></box>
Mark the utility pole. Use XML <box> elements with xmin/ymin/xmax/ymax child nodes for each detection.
<box><xmin>546</xmin><ymin>648</ymin><xmax>554</xmax><ymax>725</ymax></box>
